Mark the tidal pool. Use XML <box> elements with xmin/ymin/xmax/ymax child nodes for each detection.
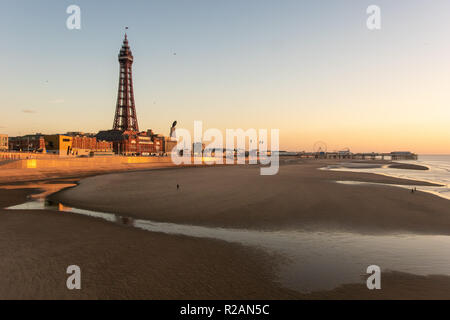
<box><xmin>7</xmin><ymin>200</ymin><xmax>450</xmax><ymax>293</ymax></box>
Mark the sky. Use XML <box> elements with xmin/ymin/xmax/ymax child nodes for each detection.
<box><xmin>0</xmin><ymin>0</ymin><xmax>449</xmax><ymax>154</ymax></box>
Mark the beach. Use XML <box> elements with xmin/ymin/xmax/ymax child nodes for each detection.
<box><xmin>1</xmin><ymin>158</ymin><xmax>450</xmax><ymax>299</ymax></box>
<box><xmin>0</xmin><ymin>191</ymin><xmax>299</xmax><ymax>299</ymax></box>
<box><xmin>51</xmin><ymin>159</ymin><xmax>450</xmax><ymax>234</ymax></box>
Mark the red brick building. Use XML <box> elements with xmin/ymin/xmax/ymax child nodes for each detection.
<box><xmin>96</xmin><ymin>130</ymin><xmax>155</xmax><ymax>155</ymax></box>
<box><xmin>8</xmin><ymin>134</ymin><xmax>46</xmax><ymax>152</ymax></box>
<box><xmin>69</xmin><ymin>134</ymin><xmax>113</xmax><ymax>153</ymax></box>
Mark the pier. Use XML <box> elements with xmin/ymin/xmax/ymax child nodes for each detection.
<box><xmin>292</xmin><ymin>151</ymin><xmax>418</xmax><ymax>161</ymax></box>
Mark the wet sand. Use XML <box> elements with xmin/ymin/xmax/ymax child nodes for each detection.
<box><xmin>389</xmin><ymin>163</ymin><xmax>429</xmax><ymax>170</ymax></box>
<box><xmin>0</xmin><ymin>187</ymin><xmax>300</xmax><ymax>299</ymax></box>
<box><xmin>1</xmin><ymin>186</ymin><xmax>450</xmax><ymax>300</ymax></box>
<box><xmin>307</xmin><ymin>272</ymin><xmax>450</xmax><ymax>300</ymax></box>
<box><xmin>53</xmin><ymin>161</ymin><xmax>450</xmax><ymax>235</ymax></box>
<box><xmin>2</xmin><ymin>160</ymin><xmax>450</xmax><ymax>299</ymax></box>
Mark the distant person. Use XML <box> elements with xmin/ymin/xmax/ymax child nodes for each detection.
<box><xmin>177</xmin><ymin>184</ymin><xmax>180</xmax><ymax>191</ymax></box>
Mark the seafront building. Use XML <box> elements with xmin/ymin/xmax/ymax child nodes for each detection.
<box><xmin>8</xmin><ymin>133</ymin><xmax>112</xmax><ymax>156</ymax></box>
<box><xmin>0</xmin><ymin>134</ymin><xmax>8</xmax><ymax>151</ymax></box>
<box><xmin>8</xmin><ymin>134</ymin><xmax>45</xmax><ymax>152</ymax></box>
<box><xmin>45</xmin><ymin>134</ymin><xmax>113</xmax><ymax>156</ymax></box>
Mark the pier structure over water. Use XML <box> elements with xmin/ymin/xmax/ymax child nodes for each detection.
<box><xmin>297</xmin><ymin>151</ymin><xmax>418</xmax><ymax>160</ymax></box>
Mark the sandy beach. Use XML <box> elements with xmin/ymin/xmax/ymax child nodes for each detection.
<box><xmin>0</xmin><ymin>192</ymin><xmax>299</xmax><ymax>299</ymax></box>
<box><xmin>51</xmin><ymin>160</ymin><xmax>450</xmax><ymax>235</ymax></box>
<box><xmin>1</xmin><ymin>159</ymin><xmax>450</xmax><ymax>299</ymax></box>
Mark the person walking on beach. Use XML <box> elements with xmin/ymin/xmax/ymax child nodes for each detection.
<box><xmin>177</xmin><ymin>184</ymin><xmax>180</xmax><ymax>191</ymax></box>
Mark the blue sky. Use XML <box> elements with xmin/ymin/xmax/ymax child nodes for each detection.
<box><xmin>1</xmin><ymin>0</ymin><xmax>449</xmax><ymax>153</ymax></box>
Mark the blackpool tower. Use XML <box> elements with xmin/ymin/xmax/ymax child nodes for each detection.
<box><xmin>113</xmin><ymin>33</ymin><xmax>139</xmax><ymax>132</ymax></box>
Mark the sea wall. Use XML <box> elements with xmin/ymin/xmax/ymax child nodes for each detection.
<box><xmin>0</xmin><ymin>155</ymin><xmax>226</xmax><ymax>169</ymax></box>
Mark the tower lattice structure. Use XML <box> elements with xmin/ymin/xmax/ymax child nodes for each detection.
<box><xmin>113</xmin><ymin>34</ymin><xmax>139</xmax><ymax>132</ymax></box>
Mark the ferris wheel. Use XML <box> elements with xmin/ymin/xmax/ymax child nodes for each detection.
<box><xmin>313</xmin><ymin>141</ymin><xmax>327</xmax><ymax>154</ymax></box>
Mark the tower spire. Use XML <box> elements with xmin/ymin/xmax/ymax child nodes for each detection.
<box><xmin>113</xmin><ymin>32</ymin><xmax>139</xmax><ymax>132</ymax></box>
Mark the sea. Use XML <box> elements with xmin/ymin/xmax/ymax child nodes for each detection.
<box><xmin>328</xmin><ymin>155</ymin><xmax>450</xmax><ymax>200</ymax></box>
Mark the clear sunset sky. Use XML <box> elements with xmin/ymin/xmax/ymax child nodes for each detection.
<box><xmin>1</xmin><ymin>0</ymin><xmax>449</xmax><ymax>153</ymax></box>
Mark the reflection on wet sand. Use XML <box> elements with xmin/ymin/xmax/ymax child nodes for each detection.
<box><xmin>7</xmin><ymin>199</ymin><xmax>450</xmax><ymax>293</ymax></box>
